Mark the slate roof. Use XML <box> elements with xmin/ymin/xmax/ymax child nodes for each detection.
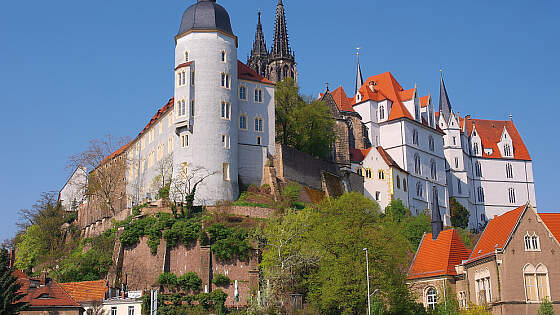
<box><xmin>60</xmin><ymin>280</ymin><xmax>108</xmax><ymax>303</ymax></box>
<box><xmin>408</xmin><ymin>229</ymin><xmax>471</xmax><ymax>280</ymax></box>
<box><xmin>178</xmin><ymin>0</ymin><xmax>233</xmax><ymax>37</ymax></box>
<box><xmin>15</xmin><ymin>271</ymin><xmax>82</xmax><ymax>308</ymax></box>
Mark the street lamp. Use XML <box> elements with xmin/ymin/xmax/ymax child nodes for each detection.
<box><xmin>363</xmin><ymin>248</ymin><xmax>371</xmax><ymax>315</ymax></box>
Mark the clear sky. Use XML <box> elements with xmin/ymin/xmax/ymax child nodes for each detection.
<box><xmin>0</xmin><ymin>0</ymin><xmax>558</xmax><ymax>241</ymax></box>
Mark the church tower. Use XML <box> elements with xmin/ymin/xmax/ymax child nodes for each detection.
<box><xmin>268</xmin><ymin>0</ymin><xmax>297</xmax><ymax>82</ymax></box>
<box><xmin>247</xmin><ymin>12</ymin><xmax>270</xmax><ymax>78</ymax></box>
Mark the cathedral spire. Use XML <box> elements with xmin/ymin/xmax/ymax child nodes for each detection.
<box><xmin>431</xmin><ymin>186</ymin><xmax>444</xmax><ymax>240</ymax></box>
<box><xmin>247</xmin><ymin>11</ymin><xmax>269</xmax><ymax>77</ymax></box>
<box><xmin>271</xmin><ymin>0</ymin><xmax>293</xmax><ymax>60</ymax></box>
<box><xmin>439</xmin><ymin>69</ymin><xmax>453</xmax><ymax>122</ymax></box>
<box><xmin>355</xmin><ymin>48</ymin><xmax>364</xmax><ymax>95</ymax></box>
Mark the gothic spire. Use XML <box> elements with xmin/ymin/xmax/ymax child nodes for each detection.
<box><xmin>270</xmin><ymin>0</ymin><xmax>293</xmax><ymax>60</ymax></box>
<box><xmin>439</xmin><ymin>70</ymin><xmax>453</xmax><ymax>122</ymax></box>
<box><xmin>431</xmin><ymin>186</ymin><xmax>444</xmax><ymax>240</ymax></box>
<box><xmin>250</xmin><ymin>11</ymin><xmax>268</xmax><ymax>58</ymax></box>
<box><xmin>355</xmin><ymin>48</ymin><xmax>364</xmax><ymax>95</ymax></box>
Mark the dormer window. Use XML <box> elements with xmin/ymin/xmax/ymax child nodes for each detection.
<box><xmin>379</xmin><ymin>106</ymin><xmax>385</xmax><ymax>120</ymax></box>
<box><xmin>504</xmin><ymin>144</ymin><xmax>512</xmax><ymax>157</ymax></box>
<box><xmin>356</xmin><ymin>93</ymin><xmax>362</xmax><ymax>102</ymax></box>
<box><xmin>473</xmin><ymin>142</ymin><xmax>480</xmax><ymax>155</ymax></box>
<box><xmin>524</xmin><ymin>233</ymin><xmax>540</xmax><ymax>251</ymax></box>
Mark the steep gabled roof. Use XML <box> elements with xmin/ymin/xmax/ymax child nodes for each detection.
<box><xmin>349</xmin><ymin>148</ymin><xmax>372</xmax><ymax>163</ymax></box>
<box><xmin>539</xmin><ymin>213</ymin><xmax>560</xmax><ymax>243</ymax></box>
<box><xmin>60</xmin><ymin>280</ymin><xmax>108</xmax><ymax>303</ymax></box>
<box><xmin>238</xmin><ymin>60</ymin><xmax>274</xmax><ymax>84</ymax></box>
<box><xmin>464</xmin><ymin>118</ymin><xmax>531</xmax><ymax>161</ymax></box>
<box><xmin>408</xmin><ymin>229</ymin><xmax>471</xmax><ymax>280</ymax></box>
<box><xmin>376</xmin><ymin>147</ymin><xmax>406</xmax><ymax>173</ymax></box>
<box><xmin>467</xmin><ymin>205</ymin><xmax>526</xmax><ymax>263</ymax></box>
<box><xmin>15</xmin><ymin>272</ymin><xmax>82</xmax><ymax>308</ymax></box>
<box><xmin>420</xmin><ymin>95</ymin><xmax>431</xmax><ymax>108</ymax></box>
<box><xmin>330</xmin><ymin>86</ymin><xmax>354</xmax><ymax>112</ymax></box>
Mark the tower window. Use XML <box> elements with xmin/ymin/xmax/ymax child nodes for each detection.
<box><xmin>413</xmin><ymin>129</ymin><xmax>419</xmax><ymax>145</ymax></box>
<box><xmin>223</xmin><ymin>163</ymin><xmax>230</xmax><ymax>181</ymax></box>
<box><xmin>506</xmin><ymin>163</ymin><xmax>513</xmax><ymax>179</ymax></box>
<box><xmin>239</xmin><ymin>115</ymin><xmax>248</xmax><ymax>130</ymax></box>
<box><xmin>221</xmin><ymin>50</ymin><xmax>227</xmax><ymax>63</ymax></box>
<box><xmin>254</xmin><ymin>88</ymin><xmax>263</xmax><ymax>103</ymax></box>
<box><xmin>221</xmin><ymin>102</ymin><xmax>231</xmax><ymax>120</ymax></box>
<box><xmin>222</xmin><ymin>135</ymin><xmax>230</xmax><ymax>149</ymax></box>
<box><xmin>185</xmin><ymin>51</ymin><xmax>189</xmax><ymax>62</ymax></box>
<box><xmin>178</xmin><ymin>71</ymin><xmax>187</xmax><ymax>87</ymax></box>
<box><xmin>414</xmin><ymin>154</ymin><xmax>421</xmax><ymax>175</ymax></box>
<box><xmin>221</xmin><ymin>73</ymin><xmax>230</xmax><ymax>89</ymax></box>
<box><xmin>191</xmin><ymin>71</ymin><xmax>195</xmax><ymax>86</ymax></box>
<box><xmin>454</xmin><ymin>157</ymin><xmax>459</xmax><ymax>169</ymax></box>
<box><xmin>477</xmin><ymin>187</ymin><xmax>485</xmax><ymax>202</ymax></box>
<box><xmin>457</xmin><ymin>179</ymin><xmax>462</xmax><ymax>194</ymax></box>
<box><xmin>191</xmin><ymin>99</ymin><xmax>195</xmax><ymax>116</ymax></box>
<box><xmin>430</xmin><ymin>160</ymin><xmax>437</xmax><ymax>180</ymax></box>
<box><xmin>416</xmin><ymin>182</ymin><xmax>423</xmax><ymax>197</ymax></box>
<box><xmin>177</xmin><ymin>100</ymin><xmax>187</xmax><ymax>117</ymax></box>
<box><xmin>254</xmin><ymin>117</ymin><xmax>264</xmax><ymax>132</ymax></box>
<box><xmin>475</xmin><ymin>161</ymin><xmax>483</xmax><ymax>177</ymax></box>
<box><xmin>257</xmin><ymin>136</ymin><xmax>262</xmax><ymax>145</ymax></box>
<box><xmin>181</xmin><ymin>134</ymin><xmax>189</xmax><ymax>148</ymax></box>
<box><xmin>508</xmin><ymin>188</ymin><xmax>516</xmax><ymax>203</ymax></box>
<box><xmin>429</xmin><ymin>136</ymin><xmax>435</xmax><ymax>151</ymax></box>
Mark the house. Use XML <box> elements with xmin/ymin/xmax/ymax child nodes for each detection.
<box><xmin>408</xmin><ymin>204</ymin><xmax>560</xmax><ymax>314</ymax></box>
<box><xmin>14</xmin><ymin>271</ymin><xmax>84</xmax><ymax>315</ymax></box>
<box><xmin>60</xmin><ymin>280</ymin><xmax>142</xmax><ymax>315</ymax></box>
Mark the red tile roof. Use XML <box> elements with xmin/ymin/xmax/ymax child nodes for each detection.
<box><xmin>60</xmin><ymin>280</ymin><xmax>108</xmax><ymax>303</ymax></box>
<box><xmin>175</xmin><ymin>61</ymin><xmax>193</xmax><ymax>71</ymax></box>
<box><xmin>15</xmin><ymin>271</ymin><xmax>82</xmax><ymax>308</ymax></box>
<box><xmin>420</xmin><ymin>95</ymin><xmax>431</xmax><ymax>108</ymax></box>
<box><xmin>464</xmin><ymin>118</ymin><xmax>531</xmax><ymax>161</ymax></box>
<box><xmin>330</xmin><ymin>86</ymin><xmax>355</xmax><ymax>112</ymax></box>
<box><xmin>468</xmin><ymin>205</ymin><xmax>526</xmax><ymax>263</ymax></box>
<box><xmin>408</xmin><ymin>229</ymin><xmax>471</xmax><ymax>280</ymax></box>
<box><xmin>237</xmin><ymin>60</ymin><xmax>274</xmax><ymax>84</ymax></box>
<box><xmin>349</xmin><ymin>148</ymin><xmax>372</xmax><ymax>163</ymax></box>
<box><xmin>399</xmin><ymin>88</ymin><xmax>415</xmax><ymax>101</ymax></box>
<box><xmin>539</xmin><ymin>213</ymin><xmax>560</xmax><ymax>243</ymax></box>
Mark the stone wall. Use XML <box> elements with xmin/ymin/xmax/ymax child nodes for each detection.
<box><xmin>207</xmin><ymin>205</ymin><xmax>274</xmax><ymax>219</ymax></box>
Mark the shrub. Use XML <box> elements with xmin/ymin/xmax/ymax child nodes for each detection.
<box><xmin>177</xmin><ymin>272</ymin><xmax>202</xmax><ymax>292</ymax></box>
<box><xmin>247</xmin><ymin>184</ymin><xmax>260</xmax><ymax>193</ymax></box>
<box><xmin>538</xmin><ymin>298</ymin><xmax>555</xmax><ymax>315</ymax></box>
<box><xmin>212</xmin><ymin>274</ymin><xmax>231</xmax><ymax>287</ymax></box>
<box><xmin>261</xmin><ymin>184</ymin><xmax>271</xmax><ymax>194</ymax></box>
<box><xmin>132</xmin><ymin>203</ymin><xmax>148</xmax><ymax>216</ymax></box>
<box><xmin>158</xmin><ymin>272</ymin><xmax>178</xmax><ymax>287</ymax></box>
<box><xmin>163</xmin><ymin>219</ymin><xmax>201</xmax><ymax>248</ymax></box>
<box><xmin>203</xmin><ymin>224</ymin><xmax>252</xmax><ymax>261</ymax></box>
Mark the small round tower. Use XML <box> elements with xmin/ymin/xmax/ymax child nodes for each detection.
<box><xmin>173</xmin><ymin>0</ymin><xmax>239</xmax><ymax>205</ymax></box>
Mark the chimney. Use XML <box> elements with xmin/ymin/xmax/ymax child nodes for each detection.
<box><xmin>368</xmin><ymin>81</ymin><xmax>376</xmax><ymax>92</ymax></box>
<box><xmin>40</xmin><ymin>271</ymin><xmax>48</xmax><ymax>286</ymax></box>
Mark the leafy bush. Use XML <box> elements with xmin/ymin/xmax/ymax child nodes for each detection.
<box><xmin>282</xmin><ymin>182</ymin><xmax>301</xmax><ymax>206</ymax></box>
<box><xmin>163</xmin><ymin>219</ymin><xmax>201</xmax><ymax>248</ymax></box>
<box><xmin>197</xmin><ymin>290</ymin><xmax>228</xmax><ymax>315</ymax></box>
<box><xmin>120</xmin><ymin>213</ymin><xmax>176</xmax><ymax>254</ymax></box>
<box><xmin>132</xmin><ymin>203</ymin><xmax>148</xmax><ymax>216</ymax></box>
<box><xmin>538</xmin><ymin>298</ymin><xmax>555</xmax><ymax>315</ymax></box>
<box><xmin>202</xmin><ymin>224</ymin><xmax>252</xmax><ymax>261</ymax></box>
<box><xmin>450</xmin><ymin>197</ymin><xmax>469</xmax><ymax>229</ymax></box>
<box><xmin>158</xmin><ymin>272</ymin><xmax>178</xmax><ymax>287</ymax></box>
<box><xmin>212</xmin><ymin>273</ymin><xmax>231</xmax><ymax>287</ymax></box>
<box><xmin>177</xmin><ymin>272</ymin><xmax>202</xmax><ymax>292</ymax></box>
<box><xmin>232</xmin><ymin>201</ymin><xmax>273</xmax><ymax>208</ymax></box>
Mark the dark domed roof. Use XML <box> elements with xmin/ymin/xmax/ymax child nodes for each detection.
<box><xmin>178</xmin><ymin>0</ymin><xmax>233</xmax><ymax>37</ymax></box>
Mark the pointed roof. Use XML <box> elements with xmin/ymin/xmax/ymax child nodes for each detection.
<box><xmin>408</xmin><ymin>229</ymin><xmax>471</xmax><ymax>280</ymax></box>
<box><xmin>355</xmin><ymin>51</ymin><xmax>364</xmax><ymax>96</ymax></box>
<box><xmin>330</xmin><ymin>86</ymin><xmax>354</xmax><ymax>112</ymax></box>
<box><xmin>420</xmin><ymin>95</ymin><xmax>431</xmax><ymax>108</ymax></box>
<box><xmin>439</xmin><ymin>72</ymin><xmax>453</xmax><ymax>121</ymax></box>
<box><xmin>467</xmin><ymin>205</ymin><xmax>526</xmax><ymax>263</ymax></box>
<box><xmin>463</xmin><ymin>118</ymin><xmax>531</xmax><ymax>160</ymax></box>
<box><xmin>15</xmin><ymin>272</ymin><xmax>82</xmax><ymax>308</ymax></box>
<box><xmin>539</xmin><ymin>213</ymin><xmax>560</xmax><ymax>242</ymax></box>
<box><xmin>249</xmin><ymin>11</ymin><xmax>268</xmax><ymax>59</ymax></box>
<box><xmin>349</xmin><ymin>148</ymin><xmax>372</xmax><ymax>163</ymax></box>
<box><xmin>431</xmin><ymin>187</ymin><xmax>443</xmax><ymax>240</ymax></box>
<box><xmin>270</xmin><ymin>0</ymin><xmax>294</xmax><ymax>60</ymax></box>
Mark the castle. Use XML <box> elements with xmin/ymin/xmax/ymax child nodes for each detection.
<box><xmin>61</xmin><ymin>0</ymin><xmax>537</xmax><ymax>237</ymax></box>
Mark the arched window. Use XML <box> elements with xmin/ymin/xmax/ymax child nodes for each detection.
<box><xmin>475</xmin><ymin>161</ymin><xmax>482</xmax><ymax>177</ymax></box>
<box><xmin>429</xmin><ymin>110</ymin><xmax>433</xmax><ymax>127</ymax></box>
<box><xmin>524</xmin><ymin>264</ymin><xmax>550</xmax><ymax>302</ymax></box>
<box><xmin>396</xmin><ymin>175</ymin><xmax>401</xmax><ymax>189</ymax></box>
<box><xmin>379</xmin><ymin>106</ymin><xmax>385</xmax><ymax>120</ymax></box>
<box><xmin>473</xmin><ymin>142</ymin><xmax>480</xmax><ymax>155</ymax></box>
<box><xmin>457</xmin><ymin>179</ymin><xmax>462</xmax><ymax>194</ymax></box>
<box><xmin>508</xmin><ymin>188</ymin><xmax>516</xmax><ymax>203</ymax></box>
<box><xmin>430</xmin><ymin>160</ymin><xmax>437</xmax><ymax>180</ymax></box>
<box><xmin>239</xmin><ymin>115</ymin><xmax>248</xmax><ymax>130</ymax></box>
<box><xmin>416</xmin><ymin>182</ymin><xmax>423</xmax><ymax>197</ymax></box>
<box><xmin>413</xmin><ymin>129</ymin><xmax>419</xmax><ymax>145</ymax></box>
<box><xmin>504</xmin><ymin>144</ymin><xmax>512</xmax><ymax>157</ymax></box>
<box><xmin>414</xmin><ymin>154</ymin><xmax>421</xmax><ymax>174</ymax></box>
<box><xmin>477</xmin><ymin>187</ymin><xmax>485</xmax><ymax>202</ymax></box>
<box><xmin>426</xmin><ymin>287</ymin><xmax>437</xmax><ymax>309</ymax></box>
<box><xmin>365</xmin><ymin>169</ymin><xmax>372</xmax><ymax>179</ymax></box>
<box><xmin>506</xmin><ymin>163</ymin><xmax>513</xmax><ymax>179</ymax></box>
<box><xmin>403</xmin><ymin>178</ymin><xmax>407</xmax><ymax>192</ymax></box>
<box><xmin>239</xmin><ymin>85</ymin><xmax>247</xmax><ymax>100</ymax></box>
<box><xmin>524</xmin><ymin>233</ymin><xmax>540</xmax><ymax>251</ymax></box>
<box><xmin>378</xmin><ymin>170</ymin><xmax>385</xmax><ymax>180</ymax></box>
<box><xmin>475</xmin><ymin>269</ymin><xmax>492</xmax><ymax>304</ymax></box>
<box><xmin>282</xmin><ymin>65</ymin><xmax>289</xmax><ymax>79</ymax></box>
<box><xmin>357</xmin><ymin>168</ymin><xmax>363</xmax><ymax>176</ymax></box>
<box><xmin>185</xmin><ymin>51</ymin><xmax>189</xmax><ymax>62</ymax></box>
<box><xmin>221</xmin><ymin>50</ymin><xmax>226</xmax><ymax>62</ymax></box>
<box><xmin>429</xmin><ymin>136</ymin><xmax>434</xmax><ymax>151</ymax></box>
<box><xmin>254</xmin><ymin>117</ymin><xmax>264</xmax><ymax>132</ymax></box>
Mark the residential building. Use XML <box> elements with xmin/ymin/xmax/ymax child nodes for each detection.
<box><xmin>408</xmin><ymin>204</ymin><xmax>560</xmax><ymax>314</ymax></box>
<box><xmin>60</xmin><ymin>280</ymin><xmax>142</xmax><ymax>315</ymax></box>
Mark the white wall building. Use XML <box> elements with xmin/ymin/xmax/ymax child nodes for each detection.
<box><xmin>124</xmin><ymin>0</ymin><xmax>275</xmax><ymax>206</ymax></box>
<box><xmin>438</xmin><ymin>74</ymin><xmax>536</xmax><ymax>228</ymax></box>
<box><xmin>59</xmin><ymin>166</ymin><xmax>87</xmax><ymax>211</ymax></box>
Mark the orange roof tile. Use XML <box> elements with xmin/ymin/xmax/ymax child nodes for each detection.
<box><xmin>464</xmin><ymin>118</ymin><xmax>531</xmax><ymax>161</ymax></box>
<box><xmin>330</xmin><ymin>86</ymin><xmax>354</xmax><ymax>112</ymax></box>
<box><xmin>468</xmin><ymin>205</ymin><xmax>526</xmax><ymax>263</ymax></box>
<box><xmin>388</xmin><ymin>102</ymin><xmax>414</xmax><ymax>121</ymax></box>
<box><xmin>60</xmin><ymin>280</ymin><xmax>108</xmax><ymax>303</ymax></box>
<box><xmin>15</xmin><ymin>272</ymin><xmax>81</xmax><ymax>308</ymax></box>
<box><xmin>237</xmin><ymin>60</ymin><xmax>274</xmax><ymax>84</ymax></box>
<box><xmin>539</xmin><ymin>213</ymin><xmax>560</xmax><ymax>243</ymax></box>
<box><xmin>408</xmin><ymin>229</ymin><xmax>471</xmax><ymax>280</ymax></box>
<box><xmin>350</xmin><ymin>148</ymin><xmax>372</xmax><ymax>163</ymax></box>
<box><xmin>399</xmin><ymin>88</ymin><xmax>415</xmax><ymax>101</ymax></box>
<box><xmin>420</xmin><ymin>95</ymin><xmax>431</xmax><ymax>108</ymax></box>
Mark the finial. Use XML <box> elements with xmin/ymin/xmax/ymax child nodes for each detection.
<box><xmin>325</xmin><ymin>82</ymin><xmax>329</xmax><ymax>91</ymax></box>
<box><xmin>356</xmin><ymin>47</ymin><xmax>361</xmax><ymax>57</ymax></box>
<box><xmin>509</xmin><ymin>114</ymin><xmax>513</xmax><ymax>121</ymax></box>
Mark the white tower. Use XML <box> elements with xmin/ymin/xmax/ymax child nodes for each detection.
<box><xmin>173</xmin><ymin>0</ymin><xmax>239</xmax><ymax>204</ymax></box>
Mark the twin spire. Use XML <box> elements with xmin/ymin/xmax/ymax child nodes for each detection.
<box><xmin>439</xmin><ymin>70</ymin><xmax>453</xmax><ymax>122</ymax></box>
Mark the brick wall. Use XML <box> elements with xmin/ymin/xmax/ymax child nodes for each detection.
<box><xmin>207</xmin><ymin>205</ymin><xmax>274</xmax><ymax>219</ymax></box>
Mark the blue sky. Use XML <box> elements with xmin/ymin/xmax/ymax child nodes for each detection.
<box><xmin>0</xmin><ymin>0</ymin><xmax>558</xmax><ymax>241</ymax></box>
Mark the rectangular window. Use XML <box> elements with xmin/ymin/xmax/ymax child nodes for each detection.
<box><xmin>221</xmin><ymin>73</ymin><xmax>230</xmax><ymax>89</ymax></box>
<box><xmin>111</xmin><ymin>307</ymin><xmax>117</xmax><ymax>315</ymax></box>
<box><xmin>223</xmin><ymin>163</ymin><xmax>230</xmax><ymax>181</ymax></box>
<box><xmin>181</xmin><ymin>135</ymin><xmax>189</xmax><ymax>148</ymax></box>
<box><xmin>240</xmin><ymin>86</ymin><xmax>247</xmax><ymax>100</ymax></box>
<box><xmin>221</xmin><ymin>102</ymin><xmax>231</xmax><ymax>120</ymax></box>
<box><xmin>257</xmin><ymin>136</ymin><xmax>262</xmax><ymax>145</ymax></box>
<box><xmin>222</xmin><ymin>135</ymin><xmax>230</xmax><ymax>149</ymax></box>
<box><xmin>375</xmin><ymin>191</ymin><xmax>380</xmax><ymax>201</ymax></box>
<box><xmin>254</xmin><ymin>89</ymin><xmax>263</xmax><ymax>103</ymax></box>
<box><xmin>525</xmin><ymin>274</ymin><xmax>538</xmax><ymax>301</ymax></box>
<box><xmin>128</xmin><ymin>306</ymin><xmax>135</xmax><ymax>315</ymax></box>
<box><xmin>178</xmin><ymin>100</ymin><xmax>187</xmax><ymax>117</ymax></box>
<box><xmin>191</xmin><ymin>99</ymin><xmax>195</xmax><ymax>116</ymax></box>
<box><xmin>191</xmin><ymin>71</ymin><xmax>195</xmax><ymax>86</ymax></box>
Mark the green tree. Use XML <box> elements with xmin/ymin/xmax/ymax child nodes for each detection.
<box><xmin>538</xmin><ymin>298</ymin><xmax>555</xmax><ymax>315</ymax></box>
<box><xmin>0</xmin><ymin>249</ymin><xmax>28</xmax><ymax>314</ymax></box>
<box><xmin>432</xmin><ymin>286</ymin><xmax>460</xmax><ymax>315</ymax></box>
<box><xmin>275</xmin><ymin>78</ymin><xmax>335</xmax><ymax>159</ymax></box>
<box><xmin>14</xmin><ymin>225</ymin><xmax>46</xmax><ymax>271</ymax></box>
<box><xmin>450</xmin><ymin>197</ymin><xmax>469</xmax><ymax>229</ymax></box>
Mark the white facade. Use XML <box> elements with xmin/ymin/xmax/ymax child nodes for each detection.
<box><xmin>59</xmin><ymin>166</ymin><xmax>87</xmax><ymax>211</ymax></box>
<box><xmin>124</xmin><ymin>3</ymin><xmax>275</xmax><ymax>206</ymax></box>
